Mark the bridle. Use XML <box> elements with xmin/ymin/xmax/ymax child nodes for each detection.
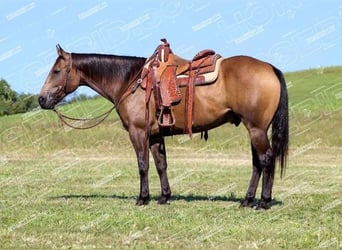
<box><xmin>53</xmin><ymin>55</ymin><xmax>147</xmax><ymax>130</ymax></box>
<box><xmin>53</xmin><ymin>57</ymin><xmax>71</xmax><ymax>101</ymax></box>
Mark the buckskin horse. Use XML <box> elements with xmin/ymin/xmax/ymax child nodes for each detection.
<box><xmin>38</xmin><ymin>40</ymin><xmax>289</xmax><ymax>209</ymax></box>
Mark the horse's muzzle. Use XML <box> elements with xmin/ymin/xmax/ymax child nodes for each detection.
<box><xmin>38</xmin><ymin>95</ymin><xmax>54</xmax><ymax>110</ymax></box>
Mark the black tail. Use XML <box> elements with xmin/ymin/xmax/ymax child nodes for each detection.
<box><xmin>272</xmin><ymin>67</ymin><xmax>289</xmax><ymax>178</ymax></box>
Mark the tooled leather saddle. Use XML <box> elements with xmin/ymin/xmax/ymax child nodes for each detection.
<box><xmin>140</xmin><ymin>38</ymin><xmax>222</xmax><ymax>137</ymax></box>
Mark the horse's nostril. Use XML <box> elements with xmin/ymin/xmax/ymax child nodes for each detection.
<box><xmin>38</xmin><ymin>96</ymin><xmax>45</xmax><ymax>106</ymax></box>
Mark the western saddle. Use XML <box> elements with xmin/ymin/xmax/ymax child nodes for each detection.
<box><xmin>140</xmin><ymin>38</ymin><xmax>223</xmax><ymax>137</ymax></box>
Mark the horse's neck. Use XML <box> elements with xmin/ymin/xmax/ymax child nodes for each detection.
<box><xmin>73</xmin><ymin>54</ymin><xmax>146</xmax><ymax>103</ymax></box>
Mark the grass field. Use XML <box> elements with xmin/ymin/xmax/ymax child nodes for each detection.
<box><xmin>0</xmin><ymin>67</ymin><xmax>341</xmax><ymax>249</ymax></box>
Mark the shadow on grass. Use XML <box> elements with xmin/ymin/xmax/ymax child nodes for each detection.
<box><xmin>50</xmin><ymin>194</ymin><xmax>134</xmax><ymax>201</ymax></box>
<box><xmin>50</xmin><ymin>193</ymin><xmax>283</xmax><ymax>207</ymax></box>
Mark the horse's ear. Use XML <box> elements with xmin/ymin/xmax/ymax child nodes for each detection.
<box><xmin>56</xmin><ymin>44</ymin><xmax>62</xmax><ymax>55</ymax></box>
<box><xmin>56</xmin><ymin>44</ymin><xmax>69</xmax><ymax>59</ymax></box>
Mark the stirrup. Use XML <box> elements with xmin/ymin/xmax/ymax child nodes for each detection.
<box><xmin>158</xmin><ymin>106</ymin><xmax>176</xmax><ymax>127</ymax></box>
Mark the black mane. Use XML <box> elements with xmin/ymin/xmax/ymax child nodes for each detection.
<box><xmin>71</xmin><ymin>53</ymin><xmax>146</xmax><ymax>83</ymax></box>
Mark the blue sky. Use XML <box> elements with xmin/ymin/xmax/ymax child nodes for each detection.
<box><xmin>0</xmin><ymin>0</ymin><xmax>341</xmax><ymax>94</ymax></box>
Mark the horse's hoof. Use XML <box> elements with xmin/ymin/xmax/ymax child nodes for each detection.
<box><xmin>136</xmin><ymin>196</ymin><xmax>150</xmax><ymax>206</ymax></box>
<box><xmin>240</xmin><ymin>198</ymin><xmax>255</xmax><ymax>208</ymax></box>
<box><xmin>157</xmin><ymin>197</ymin><xmax>170</xmax><ymax>205</ymax></box>
<box><xmin>256</xmin><ymin>200</ymin><xmax>271</xmax><ymax>210</ymax></box>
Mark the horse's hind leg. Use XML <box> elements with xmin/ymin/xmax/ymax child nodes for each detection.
<box><xmin>149</xmin><ymin>135</ymin><xmax>171</xmax><ymax>204</ymax></box>
<box><xmin>259</xmin><ymin>149</ymin><xmax>275</xmax><ymax>210</ymax></box>
<box><xmin>243</xmin><ymin>127</ymin><xmax>275</xmax><ymax>209</ymax></box>
<box><xmin>241</xmin><ymin>144</ymin><xmax>262</xmax><ymax>207</ymax></box>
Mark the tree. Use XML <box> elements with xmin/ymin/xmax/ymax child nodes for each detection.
<box><xmin>0</xmin><ymin>79</ymin><xmax>39</xmax><ymax>116</ymax></box>
<box><xmin>13</xmin><ymin>94</ymin><xmax>39</xmax><ymax>114</ymax></box>
<box><xmin>0</xmin><ymin>79</ymin><xmax>17</xmax><ymax>115</ymax></box>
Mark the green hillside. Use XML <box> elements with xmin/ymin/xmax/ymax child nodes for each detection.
<box><xmin>286</xmin><ymin>66</ymin><xmax>342</xmax><ymax>111</ymax></box>
<box><xmin>0</xmin><ymin>66</ymin><xmax>341</xmax><ymax>154</ymax></box>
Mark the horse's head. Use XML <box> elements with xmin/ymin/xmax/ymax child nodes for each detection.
<box><xmin>38</xmin><ymin>45</ymin><xmax>80</xmax><ymax>109</ymax></box>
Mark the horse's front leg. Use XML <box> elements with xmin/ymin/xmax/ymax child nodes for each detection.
<box><xmin>129</xmin><ymin>127</ymin><xmax>150</xmax><ymax>205</ymax></box>
<box><xmin>149</xmin><ymin>135</ymin><xmax>171</xmax><ymax>204</ymax></box>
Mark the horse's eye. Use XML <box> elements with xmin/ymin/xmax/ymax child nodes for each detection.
<box><xmin>53</xmin><ymin>70</ymin><xmax>60</xmax><ymax>74</ymax></box>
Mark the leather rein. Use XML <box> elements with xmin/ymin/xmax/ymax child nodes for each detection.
<box><xmin>53</xmin><ymin>58</ymin><xmax>147</xmax><ymax>130</ymax></box>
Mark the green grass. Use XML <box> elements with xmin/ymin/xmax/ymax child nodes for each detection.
<box><xmin>0</xmin><ymin>148</ymin><xmax>341</xmax><ymax>248</ymax></box>
<box><xmin>0</xmin><ymin>67</ymin><xmax>342</xmax><ymax>249</ymax></box>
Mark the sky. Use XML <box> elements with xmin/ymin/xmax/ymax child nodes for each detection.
<box><xmin>0</xmin><ymin>0</ymin><xmax>341</xmax><ymax>95</ymax></box>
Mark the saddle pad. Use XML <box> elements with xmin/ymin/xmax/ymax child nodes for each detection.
<box><xmin>177</xmin><ymin>57</ymin><xmax>224</xmax><ymax>86</ymax></box>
